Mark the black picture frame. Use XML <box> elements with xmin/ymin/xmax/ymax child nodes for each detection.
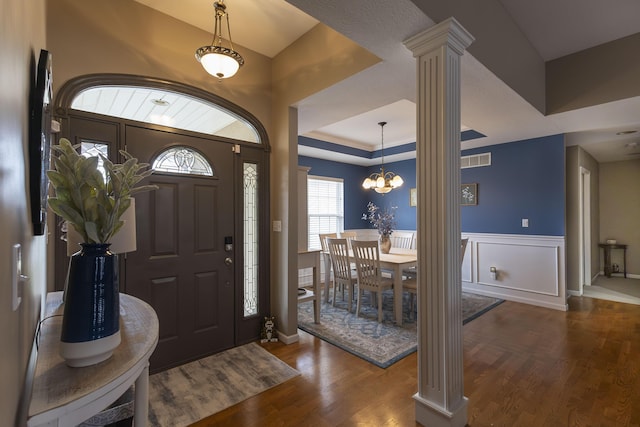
<box><xmin>29</xmin><ymin>49</ymin><xmax>53</xmax><ymax>236</ymax></box>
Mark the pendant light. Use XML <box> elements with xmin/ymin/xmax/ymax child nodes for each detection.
<box><xmin>195</xmin><ymin>0</ymin><xmax>245</xmax><ymax>79</ymax></box>
<box><xmin>362</xmin><ymin>122</ymin><xmax>404</xmax><ymax>193</ymax></box>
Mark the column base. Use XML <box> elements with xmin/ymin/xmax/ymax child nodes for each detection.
<box><xmin>414</xmin><ymin>393</ymin><xmax>468</xmax><ymax>427</ymax></box>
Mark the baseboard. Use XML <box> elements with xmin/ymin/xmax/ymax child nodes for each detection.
<box><xmin>567</xmin><ymin>289</ymin><xmax>582</xmax><ymax>297</ymax></box>
<box><xmin>462</xmin><ymin>285</ymin><xmax>568</xmax><ymax>311</ymax></box>
<box><xmin>16</xmin><ymin>323</ymin><xmax>40</xmax><ymax>426</ymax></box>
<box><xmin>276</xmin><ymin>330</ymin><xmax>299</xmax><ymax>344</ymax></box>
<box><xmin>597</xmin><ymin>271</ymin><xmax>640</xmax><ymax>280</ymax></box>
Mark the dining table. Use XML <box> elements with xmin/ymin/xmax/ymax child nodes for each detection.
<box><xmin>323</xmin><ymin>247</ymin><xmax>417</xmax><ymax>326</ymax></box>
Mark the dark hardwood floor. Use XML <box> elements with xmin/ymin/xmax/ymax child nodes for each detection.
<box><xmin>191</xmin><ymin>296</ymin><xmax>640</xmax><ymax>426</ymax></box>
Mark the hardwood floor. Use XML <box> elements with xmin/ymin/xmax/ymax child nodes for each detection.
<box><xmin>191</xmin><ymin>297</ymin><xmax>640</xmax><ymax>426</ymax></box>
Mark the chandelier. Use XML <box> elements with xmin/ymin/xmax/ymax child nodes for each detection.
<box><xmin>362</xmin><ymin>122</ymin><xmax>404</xmax><ymax>193</ymax></box>
<box><xmin>195</xmin><ymin>0</ymin><xmax>245</xmax><ymax>79</ymax></box>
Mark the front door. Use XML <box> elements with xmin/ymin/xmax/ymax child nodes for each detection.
<box><xmin>124</xmin><ymin>124</ymin><xmax>235</xmax><ymax>371</ymax></box>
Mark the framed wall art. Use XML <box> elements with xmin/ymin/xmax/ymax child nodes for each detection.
<box><xmin>461</xmin><ymin>183</ymin><xmax>478</xmax><ymax>206</ymax></box>
<box><xmin>29</xmin><ymin>49</ymin><xmax>53</xmax><ymax>235</ymax></box>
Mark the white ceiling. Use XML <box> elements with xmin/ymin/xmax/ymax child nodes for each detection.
<box><xmin>135</xmin><ymin>0</ymin><xmax>640</xmax><ymax>164</ymax></box>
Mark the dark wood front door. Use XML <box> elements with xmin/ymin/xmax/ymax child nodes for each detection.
<box><xmin>123</xmin><ymin>125</ymin><xmax>235</xmax><ymax>371</ymax></box>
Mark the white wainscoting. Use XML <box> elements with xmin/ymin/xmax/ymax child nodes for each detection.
<box><xmin>303</xmin><ymin>231</ymin><xmax>568</xmax><ymax>311</ymax></box>
<box><xmin>461</xmin><ymin>233</ymin><xmax>568</xmax><ymax>311</ymax></box>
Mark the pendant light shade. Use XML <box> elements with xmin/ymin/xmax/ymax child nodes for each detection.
<box><xmin>362</xmin><ymin>122</ymin><xmax>404</xmax><ymax>193</ymax></box>
<box><xmin>196</xmin><ymin>1</ymin><xmax>244</xmax><ymax>79</ymax></box>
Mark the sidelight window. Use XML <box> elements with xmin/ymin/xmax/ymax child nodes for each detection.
<box><xmin>243</xmin><ymin>162</ymin><xmax>259</xmax><ymax>317</ymax></box>
<box><xmin>79</xmin><ymin>140</ymin><xmax>109</xmax><ymax>180</ymax></box>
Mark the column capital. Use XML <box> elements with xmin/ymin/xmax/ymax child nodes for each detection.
<box><xmin>403</xmin><ymin>17</ymin><xmax>475</xmax><ymax>57</ymax></box>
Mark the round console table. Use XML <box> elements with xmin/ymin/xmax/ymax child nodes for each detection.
<box><xmin>27</xmin><ymin>291</ymin><xmax>159</xmax><ymax>426</ymax></box>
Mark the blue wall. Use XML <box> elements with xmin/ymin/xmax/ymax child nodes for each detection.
<box><xmin>300</xmin><ymin>133</ymin><xmax>565</xmax><ymax>237</ymax></box>
<box><xmin>298</xmin><ymin>156</ymin><xmax>417</xmax><ymax>230</ymax></box>
<box><xmin>461</xmin><ymin>134</ymin><xmax>565</xmax><ymax>236</ymax></box>
<box><xmin>365</xmin><ymin>159</ymin><xmax>417</xmax><ymax>230</ymax></box>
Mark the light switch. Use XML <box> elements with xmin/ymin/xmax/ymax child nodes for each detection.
<box><xmin>272</xmin><ymin>220</ymin><xmax>282</xmax><ymax>232</ymax></box>
<box><xmin>522</xmin><ymin>218</ymin><xmax>529</xmax><ymax>227</ymax></box>
<box><xmin>12</xmin><ymin>244</ymin><xmax>23</xmax><ymax>311</ymax></box>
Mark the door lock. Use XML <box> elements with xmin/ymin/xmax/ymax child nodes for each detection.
<box><xmin>224</xmin><ymin>257</ymin><xmax>233</xmax><ymax>266</ymax></box>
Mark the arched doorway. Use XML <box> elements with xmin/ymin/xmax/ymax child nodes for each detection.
<box><xmin>53</xmin><ymin>74</ymin><xmax>270</xmax><ymax>371</ymax></box>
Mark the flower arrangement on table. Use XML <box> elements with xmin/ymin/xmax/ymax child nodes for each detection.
<box><xmin>47</xmin><ymin>138</ymin><xmax>157</xmax><ymax>244</ymax></box>
<box><xmin>47</xmin><ymin>137</ymin><xmax>159</xmax><ymax>367</ymax></box>
<box><xmin>362</xmin><ymin>202</ymin><xmax>397</xmax><ymax>237</ymax></box>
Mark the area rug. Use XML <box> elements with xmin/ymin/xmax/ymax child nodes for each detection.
<box><xmin>298</xmin><ymin>290</ymin><xmax>503</xmax><ymax>368</ymax></box>
<box><xmin>148</xmin><ymin>342</ymin><xmax>300</xmax><ymax>427</ymax></box>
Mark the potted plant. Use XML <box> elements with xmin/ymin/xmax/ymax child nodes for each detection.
<box><xmin>362</xmin><ymin>202</ymin><xmax>397</xmax><ymax>253</ymax></box>
<box><xmin>47</xmin><ymin>138</ymin><xmax>156</xmax><ymax>367</ymax></box>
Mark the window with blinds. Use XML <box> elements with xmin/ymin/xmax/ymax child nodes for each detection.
<box><xmin>307</xmin><ymin>176</ymin><xmax>344</xmax><ymax>250</ymax></box>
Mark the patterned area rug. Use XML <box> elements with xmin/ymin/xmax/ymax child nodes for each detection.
<box><xmin>148</xmin><ymin>342</ymin><xmax>300</xmax><ymax>426</ymax></box>
<box><xmin>298</xmin><ymin>290</ymin><xmax>503</xmax><ymax>368</ymax></box>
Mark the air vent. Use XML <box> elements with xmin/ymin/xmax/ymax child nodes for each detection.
<box><xmin>461</xmin><ymin>152</ymin><xmax>491</xmax><ymax>169</ymax></box>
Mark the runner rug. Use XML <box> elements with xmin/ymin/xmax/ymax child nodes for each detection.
<box><xmin>148</xmin><ymin>342</ymin><xmax>300</xmax><ymax>426</ymax></box>
<box><xmin>298</xmin><ymin>290</ymin><xmax>503</xmax><ymax>368</ymax></box>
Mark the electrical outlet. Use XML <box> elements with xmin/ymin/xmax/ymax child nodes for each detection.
<box><xmin>522</xmin><ymin>218</ymin><xmax>529</xmax><ymax>227</ymax></box>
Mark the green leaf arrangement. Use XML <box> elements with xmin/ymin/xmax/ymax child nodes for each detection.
<box><xmin>47</xmin><ymin>138</ymin><xmax>158</xmax><ymax>244</ymax></box>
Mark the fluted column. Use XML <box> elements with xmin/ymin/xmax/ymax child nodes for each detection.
<box><xmin>404</xmin><ymin>18</ymin><xmax>474</xmax><ymax>427</ymax></box>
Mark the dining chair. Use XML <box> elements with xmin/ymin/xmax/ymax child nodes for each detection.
<box><xmin>339</xmin><ymin>231</ymin><xmax>357</xmax><ymax>249</ymax></box>
<box><xmin>326</xmin><ymin>237</ymin><xmax>357</xmax><ymax>311</ymax></box>
<box><xmin>403</xmin><ymin>237</ymin><xmax>470</xmax><ymax>316</ymax></box>
<box><xmin>351</xmin><ymin>240</ymin><xmax>395</xmax><ymax>322</ymax></box>
<box><xmin>318</xmin><ymin>232</ymin><xmax>337</xmax><ymax>289</ymax></box>
<box><xmin>461</xmin><ymin>237</ymin><xmax>469</xmax><ymax>262</ymax></box>
<box><xmin>318</xmin><ymin>233</ymin><xmax>337</xmax><ymax>253</ymax></box>
<box><xmin>391</xmin><ymin>231</ymin><xmax>414</xmax><ymax>249</ymax></box>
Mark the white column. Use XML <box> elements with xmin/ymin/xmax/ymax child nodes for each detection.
<box><xmin>404</xmin><ymin>18</ymin><xmax>474</xmax><ymax>427</ymax></box>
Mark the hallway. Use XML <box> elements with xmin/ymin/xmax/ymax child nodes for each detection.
<box><xmin>583</xmin><ymin>276</ymin><xmax>640</xmax><ymax>305</ymax></box>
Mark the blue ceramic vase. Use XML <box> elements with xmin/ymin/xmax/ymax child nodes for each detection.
<box><xmin>60</xmin><ymin>243</ymin><xmax>121</xmax><ymax>367</ymax></box>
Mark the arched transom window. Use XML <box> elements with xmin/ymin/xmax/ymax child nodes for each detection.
<box><xmin>152</xmin><ymin>146</ymin><xmax>214</xmax><ymax>176</ymax></box>
<box><xmin>71</xmin><ymin>86</ymin><xmax>260</xmax><ymax>143</ymax></box>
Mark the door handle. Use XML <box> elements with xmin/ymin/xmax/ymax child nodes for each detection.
<box><xmin>224</xmin><ymin>257</ymin><xmax>233</xmax><ymax>266</ymax></box>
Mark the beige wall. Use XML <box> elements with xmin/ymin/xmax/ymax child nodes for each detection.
<box><xmin>547</xmin><ymin>33</ymin><xmax>640</xmax><ymax>114</ymax></box>
<box><xmin>47</xmin><ymin>0</ymin><xmax>272</xmax><ymax>132</ymax></box>
<box><xmin>599</xmin><ymin>159</ymin><xmax>640</xmax><ymax>276</ymax></box>
<box><xmin>0</xmin><ymin>0</ymin><xmax>49</xmax><ymax>424</ymax></box>
<box><xmin>565</xmin><ymin>146</ymin><xmax>579</xmax><ymax>291</ymax></box>
<box><xmin>584</xmin><ymin>151</ymin><xmax>601</xmax><ymax>280</ymax></box>
<box><xmin>269</xmin><ymin>24</ymin><xmax>379</xmax><ymax>338</ymax></box>
<box><xmin>565</xmin><ymin>146</ymin><xmax>600</xmax><ymax>291</ymax></box>
<box><xmin>411</xmin><ymin>0</ymin><xmax>545</xmax><ymax>113</ymax></box>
